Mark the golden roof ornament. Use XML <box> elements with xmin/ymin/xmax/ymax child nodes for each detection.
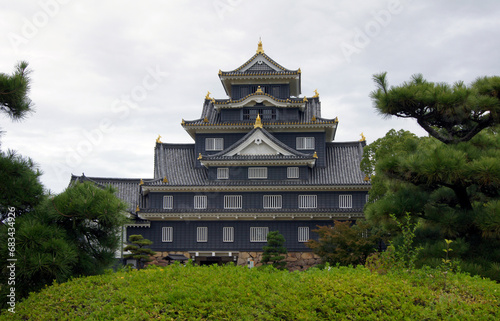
<box><xmin>181</xmin><ymin>119</ymin><xmax>185</xmax><ymax>125</ymax></box>
<box><xmin>156</xmin><ymin>135</ymin><xmax>162</xmax><ymax>143</ymax></box>
<box><xmin>203</xmin><ymin>117</ymin><xmax>209</xmax><ymax>123</ymax></box>
<box><xmin>311</xmin><ymin>115</ymin><xmax>317</xmax><ymax>122</ymax></box>
<box><xmin>364</xmin><ymin>175</ymin><xmax>370</xmax><ymax>182</ymax></box>
<box><xmin>298</xmin><ymin>68</ymin><xmax>301</xmax><ymax>74</ymax></box>
<box><xmin>162</xmin><ymin>176</ymin><xmax>168</xmax><ymax>183</ymax></box>
<box><xmin>254</xmin><ymin>114</ymin><xmax>263</xmax><ymax>129</ymax></box>
<box><xmin>218</xmin><ymin>69</ymin><xmax>222</xmax><ymax>76</ymax></box>
<box><xmin>136</xmin><ymin>205</ymin><xmax>140</xmax><ymax>212</ymax></box>
<box><xmin>359</xmin><ymin>132</ymin><xmax>366</xmax><ymax>142</ymax></box>
<box><xmin>139</xmin><ymin>179</ymin><xmax>144</xmax><ymax>186</ymax></box>
<box><xmin>255</xmin><ymin>86</ymin><xmax>264</xmax><ymax>94</ymax></box>
<box><xmin>335</xmin><ymin>117</ymin><xmax>339</xmax><ymax>123</ymax></box>
<box><xmin>256</xmin><ymin>39</ymin><xmax>264</xmax><ymax>54</ymax></box>
<box><xmin>313</xmin><ymin>89</ymin><xmax>319</xmax><ymax>98</ymax></box>
<box><xmin>313</xmin><ymin>151</ymin><xmax>318</xmax><ymax>159</ymax></box>
<box><xmin>197</xmin><ymin>153</ymin><xmax>203</xmax><ymax>160</ymax></box>
<box><xmin>205</xmin><ymin>91</ymin><xmax>211</xmax><ymax>100</ymax></box>
<box><xmin>303</xmin><ymin>96</ymin><xmax>308</xmax><ymax>102</ymax></box>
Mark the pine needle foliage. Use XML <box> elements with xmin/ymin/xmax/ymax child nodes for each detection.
<box><xmin>261</xmin><ymin>231</ymin><xmax>288</xmax><ymax>270</ymax></box>
<box><xmin>124</xmin><ymin>235</ymin><xmax>155</xmax><ymax>270</ymax></box>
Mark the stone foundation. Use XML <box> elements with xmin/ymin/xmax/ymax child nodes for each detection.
<box><xmin>148</xmin><ymin>251</ymin><xmax>321</xmax><ymax>271</ymax></box>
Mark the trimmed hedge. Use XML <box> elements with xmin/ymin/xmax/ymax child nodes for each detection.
<box><xmin>1</xmin><ymin>264</ymin><xmax>499</xmax><ymax>320</ymax></box>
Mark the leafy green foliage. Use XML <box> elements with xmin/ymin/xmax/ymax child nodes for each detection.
<box><xmin>261</xmin><ymin>231</ymin><xmax>287</xmax><ymax>270</ymax></box>
<box><xmin>45</xmin><ymin>181</ymin><xmax>130</xmax><ymax>276</ymax></box>
<box><xmin>2</xmin><ymin>265</ymin><xmax>499</xmax><ymax>320</ymax></box>
<box><xmin>0</xmin><ymin>61</ymin><xmax>33</xmax><ymax>122</ymax></box>
<box><xmin>365</xmin><ymin>73</ymin><xmax>500</xmax><ymax>280</ymax></box>
<box><xmin>307</xmin><ymin>220</ymin><xmax>381</xmax><ymax>267</ymax></box>
<box><xmin>0</xmin><ymin>150</ymin><xmax>44</xmax><ymax>221</ymax></box>
<box><xmin>124</xmin><ymin>235</ymin><xmax>155</xmax><ymax>270</ymax></box>
<box><xmin>371</xmin><ymin>73</ymin><xmax>499</xmax><ymax>144</ymax></box>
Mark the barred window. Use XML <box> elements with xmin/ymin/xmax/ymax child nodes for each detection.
<box><xmin>206</xmin><ymin>138</ymin><xmax>224</xmax><ymax>151</ymax></box>
<box><xmin>250</xmin><ymin>227</ymin><xmax>269</xmax><ymax>242</ymax></box>
<box><xmin>296</xmin><ymin>137</ymin><xmax>315</xmax><ymax>150</ymax></box>
<box><xmin>197</xmin><ymin>227</ymin><xmax>208</xmax><ymax>242</ymax></box>
<box><xmin>248</xmin><ymin>167</ymin><xmax>267</xmax><ymax>179</ymax></box>
<box><xmin>217</xmin><ymin>168</ymin><xmax>229</xmax><ymax>179</ymax></box>
<box><xmin>223</xmin><ymin>227</ymin><xmax>234</xmax><ymax>242</ymax></box>
<box><xmin>162</xmin><ymin>227</ymin><xmax>173</xmax><ymax>242</ymax></box>
<box><xmin>339</xmin><ymin>195</ymin><xmax>352</xmax><ymax>208</ymax></box>
<box><xmin>163</xmin><ymin>195</ymin><xmax>173</xmax><ymax>209</ymax></box>
<box><xmin>194</xmin><ymin>195</ymin><xmax>207</xmax><ymax>209</ymax></box>
<box><xmin>287</xmin><ymin>167</ymin><xmax>299</xmax><ymax>178</ymax></box>
<box><xmin>263</xmin><ymin>195</ymin><xmax>282</xmax><ymax>209</ymax></box>
<box><xmin>298</xmin><ymin>195</ymin><xmax>317</xmax><ymax>209</ymax></box>
<box><xmin>224</xmin><ymin>195</ymin><xmax>242</xmax><ymax>209</ymax></box>
<box><xmin>298</xmin><ymin>227</ymin><xmax>309</xmax><ymax>242</ymax></box>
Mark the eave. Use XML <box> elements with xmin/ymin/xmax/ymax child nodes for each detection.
<box><xmin>213</xmin><ymin>93</ymin><xmax>307</xmax><ymax>111</ymax></box>
<box><xmin>199</xmin><ymin>158</ymin><xmax>317</xmax><ymax>168</ymax></box>
<box><xmin>141</xmin><ymin>184</ymin><xmax>371</xmax><ymax>194</ymax></box>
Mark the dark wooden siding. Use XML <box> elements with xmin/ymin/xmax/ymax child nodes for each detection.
<box><xmin>127</xmin><ymin>220</ymin><xmax>337</xmax><ymax>252</ymax></box>
<box><xmin>148</xmin><ymin>191</ymin><xmax>368</xmax><ymax>210</ymax></box>
<box><xmin>231</xmin><ymin>84</ymin><xmax>290</xmax><ymax>100</ymax></box>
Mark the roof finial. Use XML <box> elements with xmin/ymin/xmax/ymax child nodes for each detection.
<box><xmin>205</xmin><ymin>91</ymin><xmax>211</xmax><ymax>100</ymax></box>
<box><xmin>256</xmin><ymin>38</ymin><xmax>264</xmax><ymax>54</ymax></box>
<box><xmin>255</xmin><ymin>86</ymin><xmax>264</xmax><ymax>94</ymax></box>
<box><xmin>313</xmin><ymin>89</ymin><xmax>319</xmax><ymax>98</ymax></box>
<box><xmin>359</xmin><ymin>132</ymin><xmax>366</xmax><ymax>142</ymax></box>
<box><xmin>156</xmin><ymin>135</ymin><xmax>162</xmax><ymax>143</ymax></box>
<box><xmin>254</xmin><ymin>114</ymin><xmax>263</xmax><ymax>129</ymax></box>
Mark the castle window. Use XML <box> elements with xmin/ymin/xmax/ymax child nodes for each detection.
<box><xmin>163</xmin><ymin>195</ymin><xmax>173</xmax><ymax>209</ymax></box>
<box><xmin>287</xmin><ymin>167</ymin><xmax>299</xmax><ymax>178</ymax></box>
<box><xmin>206</xmin><ymin>138</ymin><xmax>224</xmax><ymax>151</ymax></box>
<box><xmin>296</xmin><ymin>137</ymin><xmax>315</xmax><ymax>150</ymax></box>
<box><xmin>248</xmin><ymin>167</ymin><xmax>267</xmax><ymax>179</ymax></box>
<box><xmin>224</xmin><ymin>195</ymin><xmax>242</xmax><ymax>209</ymax></box>
<box><xmin>298</xmin><ymin>227</ymin><xmax>309</xmax><ymax>242</ymax></box>
<box><xmin>339</xmin><ymin>195</ymin><xmax>352</xmax><ymax>208</ymax></box>
<box><xmin>250</xmin><ymin>227</ymin><xmax>269</xmax><ymax>242</ymax></box>
<box><xmin>194</xmin><ymin>195</ymin><xmax>207</xmax><ymax>209</ymax></box>
<box><xmin>299</xmin><ymin>195</ymin><xmax>317</xmax><ymax>209</ymax></box>
<box><xmin>263</xmin><ymin>195</ymin><xmax>282</xmax><ymax>209</ymax></box>
<box><xmin>197</xmin><ymin>227</ymin><xmax>208</xmax><ymax>242</ymax></box>
<box><xmin>223</xmin><ymin>227</ymin><xmax>234</xmax><ymax>242</ymax></box>
<box><xmin>217</xmin><ymin>168</ymin><xmax>229</xmax><ymax>179</ymax></box>
<box><xmin>162</xmin><ymin>227</ymin><xmax>173</xmax><ymax>242</ymax></box>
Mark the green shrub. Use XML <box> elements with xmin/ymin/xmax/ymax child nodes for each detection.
<box><xmin>2</xmin><ymin>264</ymin><xmax>499</xmax><ymax>320</ymax></box>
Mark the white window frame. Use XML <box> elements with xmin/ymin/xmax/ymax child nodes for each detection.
<box><xmin>163</xmin><ymin>195</ymin><xmax>173</xmax><ymax>209</ymax></box>
<box><xmin>223</xmin><ymin>227</ymin><xmax>234</xmax><ymax>243</ymax></box>
<box><xmin>205</xmin><ymin>138</ymin><xmax>224</xmax><ymax>151</ymax></box>
<box><xmin>339</xmin><ymin>195</ymin><xmax>353</xmax><ymax>208</ymax></box>
<box><xmin>194</xmin><ymin>195</ymin><xmax>207</xmax><ymax>209</ymax></box>
<box><xmin>217</xmin><ymin>168</ymin><xmax>229</xmax><ymax>180</ymax></box>
<box><xmin>287</xmin><ymin>167</ymin><xmax>299</xmax><ymax>179</ymax></box>
<box><xmin>263</xmin><ymin>195</ymin><xmax>282</xmax><ymax>209</ymax></box>
<box><xmin>248</xmin><ymin>167</ymin><xmax>267</xmax><ymax>179</ymax></box>
<box><xmin>162</xmin><ymin>227</ymin><xmax>173</xmax><ymax>242</ymax></box>
<box><xmin>250</xmin><ymin>227</ymin><xmax>269</xmax><ymax>242</ymax></box>
<box><xmin>298</xmin><ymin>195</ymin><xmax>317</xmax><ymax>209</ymax></box>
<box><xmin>298</xmin><ymin>227</ymin><xmax>309</xmax><ymax>243</ymax></box>
<box><xmin>224</xmin><ymin>195</ymin><xmax>242</xmax><ymax>209</ymax></box>
<box><xmin>197</xmin><ymin>227</ymin><xmax>208</xmax><ymax>242</ymax></box>
<box><xmin>296</xmin><ymin>137</ymin><xmax>315</xmax><ymax>150</ymax></box>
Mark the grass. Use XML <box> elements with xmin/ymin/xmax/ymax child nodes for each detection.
<box><xmin>1</xmin><ymin>264</ymin><xmax>499</xmax><ymax>320</ymax></box>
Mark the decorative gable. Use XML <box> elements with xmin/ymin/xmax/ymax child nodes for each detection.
<box><xmin>224</xmin><ymin>129</ymin><xmax>293</xmax><ymax>156</ymax></box>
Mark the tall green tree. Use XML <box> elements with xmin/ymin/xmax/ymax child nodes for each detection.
<box><xmin>364</xmin><ymin>74</ymin><xmax>500</xmax><ymax>278</ymax></box>
<box><xmin>44</xmin><ymin>181</ymin><xmax>130</xmax><ymax>275</ymax></box>
<box><xmin>0</xmin><ymin>61</ymin><xmax>34</xmax><ymax>123</ymax></box>
<box><xmin>261</xmin><ymin>231</ymin><xmax>288</xmax><ymax>270</ymax></box>
<box><xmin>0</xmin><ymin>150</ymin><xmax>44</xmax><ymax>221</ymax></box>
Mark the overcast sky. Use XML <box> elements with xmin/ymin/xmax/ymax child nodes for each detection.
<box><xmin>1</xmin><ymin>0</ymin><xmax>499</xmax><ymax>194</ymax></box>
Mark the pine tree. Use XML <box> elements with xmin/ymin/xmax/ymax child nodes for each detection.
<box><xmin>124</xmin><ymin>235</ymin><xmax>156</xmax><ymax>269</ymax></box>
<box><xmin>364</xmin><ymin>73</ymin><xmax>500</xmax><ymax>279</ymax></box>
<box><xmin>261</xmin><ymin>231</ymin><xmax>288</xmax><ymax>270</ymax></box>
<box><xmin>0</xmin><ymin>61</ymin><xmax>34</xmax><ymax>122</ymax></box>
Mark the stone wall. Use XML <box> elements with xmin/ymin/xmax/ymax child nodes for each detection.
<box><xmin>148</xmin><ymin>251</ymin><xmax>321</xmax><ymax>271</ymax></box>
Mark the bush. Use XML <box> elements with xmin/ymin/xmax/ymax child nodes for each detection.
<box><xmin>2</xmin><ymin>264</ymin><xmax>499</xmax><ymax>320</ymax></box>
